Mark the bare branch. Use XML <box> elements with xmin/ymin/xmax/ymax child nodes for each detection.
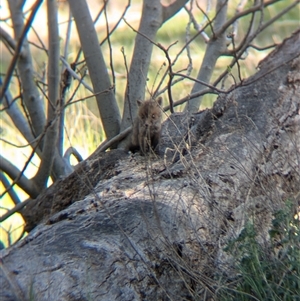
<box><xmin>69</xmin><ymin>0</ymin><xmax>121</xmax><ymax>141</ymax></box>
<box><xmin>121</xmin><ymin>47</ymin><xmax>133</xmax><ymax>123</ymax></box>
<box><xmin>0</xmin><ymin>199</ymin><xmax>31</xmax><ymax>224</ymax></box>
<box><xmin>120</xmin><ymin>0</ymin><xmax>164</xmax><ymax>135</ymax></box>
<box><xmin>0</xmin><ymin>0</ymin><xmax>43</xmax><ymax>102</ymax></box>
<box><xmin>103</xmin><ymin>0</ymin><xmax>115</xmax><ymax>94</ymax></box>
<box><xmin>194</xmin><ymin>1</ymin><xmax>215</xmax><ymax>38</ymax></box>
<box><xmin>0</xmin><ymin>155</ymin><xmax>39</xmax><ymax>199</ymax></box>
<box><xmin>228</xmin><ymin>33</ymin><xmax>243</xmax><ymax>83</ymax></box>
<box><xmin>214</xmin><ymin>1</ymin><xmax>299</xmax><ymax>88</ymax></box>
<box><xmin>173</xmin><ymin>73</ymin><xmax>225</xmax><ymax>94</ymax></box>
<box><xmin>63</xmin><ymin>147</ymin><xmax>83</xmax><ymax>164</ymax></box>
<box><xmin>0</xmin><ymin>172</ymin><xmax>21</xmax><ymax>205</ymax></box>
<box><xmin>33</xmin><ymin>0</ymin><xmax>62</xmax><ymax>188</ymax></box>
<box><xmin>58</xmin><ymin>7</ymin><xmax>73</xmax><ymax>157</ymax></box>
<box><xmin>216</xmin><ymin>0</ymin><xmax>281</xmax><ymax>37</ymax></box>
<box><xmin>100</xmin><ymin>0</ymin><xmax>131</xmax><ymax>46</ymax></box>
<box><xmin>0</xmin><ymin>26</ymin><xmax>26</xmax><ymax>58</ymax></box>
<box><xmin>1</xmin><ymin>88</ymin><xmax>43</xmax><ymax>158</ymax></box>
<box><xmin>162</xmin><ymin>0</ymin><xmax>190</xmax><ymax>23</ymax></box>
<box><xmin>60</xmin><ymin>57</ymin><xmax>93</xmax><ymax>92</ymax></box>
<box><xmin>258</xmin><ymin>1</ymin><xmax>299</xmax><ymax>34</ymax></box>
<box><xmin>248</xmin><ymin>43</ymin><xmax>277</xmax><ymax>51</ymax></box>
<box><xmin>7</xmin><ymin>0</ymin><xmax>46</xmax><ymax>138</ymax></box>
<box><xmin>97</xmin><ymin>127</ymin><xmax>132</xmax><ymax>153</ymax></box>
<box><xmin>184</xmin><ymin>0</ymin><xmax>228</xmax><ymax>112</ymax></box>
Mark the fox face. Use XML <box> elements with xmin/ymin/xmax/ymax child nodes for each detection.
<box><xmin>128</xmin><ymin>97</ymin><xmax>163</xmax><ymax>154</ymax></box>
<box><xmin>137</xmin><ymin>97</ymin><xmax>162</xmax><ymax>132</ymax></box>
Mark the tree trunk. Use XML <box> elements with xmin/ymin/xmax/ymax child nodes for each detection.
<box><xmin>1</xmin><ymin>30</ymin><xmax>299</xmax><ymax>301</ymax></box>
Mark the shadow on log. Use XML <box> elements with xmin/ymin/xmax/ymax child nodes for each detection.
<box><xmin>1</xmin><ymin>30</ymin><xmax>300</xmax><ymax>301</ymax></box>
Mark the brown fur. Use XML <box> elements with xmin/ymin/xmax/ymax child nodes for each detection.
<box><xmin>128</xmin><ymin>97</ymin><xmax>162</xmax><ymax>154</ymax></box>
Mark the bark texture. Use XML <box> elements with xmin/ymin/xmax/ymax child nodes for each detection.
<box><xmin>1</xmin><ymin>31</ymin><xmax>299</xmax><ymax>301</ymax></box>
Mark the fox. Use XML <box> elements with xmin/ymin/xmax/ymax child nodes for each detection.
<box><xmin>128</xmin><ymin>97</ymin><xmax>162</xmax><ymax>154</ymax></box>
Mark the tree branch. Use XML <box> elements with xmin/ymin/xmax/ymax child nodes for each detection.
<box><xmin>162</xmin><ymin>0</ymin><xmax>190</xmax><ymax>23</ymax></box>
<box><xmin>216</xmin><ymin>0</ymin><xmax>281</xmax><ymax>37</ymax></box>
<box><xmin>33</xmin><ymin>0</ymin><xmax>62</xmax><ymax>189</ymax></box>
<box><xmin>0</xmin><ymin>172</ymin><xmax>21</xmax><ymax>205</ymax></box>
<box><xmin>184</xmin><ymin>0</ymin><xmax>228</xmax><ymax>112</ymax></box>
<box><xmin>0</xmin><ymin>199</ymin><xmax>31</xmax><ymax>224</ymax></box>
<box><xmin>58</xmin><ymin>7</ymin><xmax>73</xmax><ymax>157</ymax></box>
<box><xmin>120</xmin><ymin>0</ymin><xmax>163</xmax><ymax>136</ymax></box>
<box><xmin>0</xmin><ymin>26</ymin><xmax>26</xmax><ymax>58</ymax></box>
<box><xmin>0</xmin><ymin>155</ymin><xmax>39</xmax><ymax>199</ymax></box>
<box><xmin>1</xmin><ymin>85</ymin><xmax>43</xmax><ymax>158</ymax></box>
<box><xmin>0</xmin><ymin>0</ymin><xmax>43</xmax><ymax>101</ymax></box>
<box><xmin>5</xmin><ymin>0</ymin><xmax>45</xmax><ymax>138</ymax></box>
<box><xmin>69</xmin><ymin>0</ymin><xmax>121</xmax><ymax>141</ymax></box>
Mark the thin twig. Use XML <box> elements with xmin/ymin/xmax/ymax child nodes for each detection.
<box><xmin>60</xmin><ymin>57</ymin><xmax>93</xmax><ymax>92</ymax></box>
<box><xmin>248</xmin><ymin>43</ymin><xmax>277</xmax><ymax>51</ymax></box>
<box><xmin>173</xmin><ymin>73</ymin><xmax>225</xmax><ymax>93</ymax></box>
<box><xmin>96</xmin><ymin>126</ymin><xmax>132</xmax><ymax>152</ymax></box>
<box><xmin>0</xmin><ymin>26</ymin><xmax>26</xmax><ymax>58</ymax></box>
<box><xmin>0</xmin><ymin>135</ymin><xmax>41</xmax><ymax>148</ymax></box>
<box><xmin>0</xmin><ymin>172</ymin><xmax>21</xmax><ymax>205</ymax></box>
<box><xmin>216</xmin><ymin>0</ymin><xmax>281</xmax><ymax>36</ymax></box>
<box><xmin>0</xmin><ymin>118</ymin><xmax>56</xmax><ymax>199</ymax></box>
<box><xmin>0</xmin><ymin>0</ymin><xmax>43</xmax><ymax>101</ymax></box>
<box><xmin>183</xmin><ymin>3</ymin><xmax>194</xmax><ymax>74</ymax></box>
<box><xmin>121</xmin><ymin>46</ymin><xmax>133</xmax><ymax>123</ymax></box>
<box><xmin>124</xmin><ymin>19</ymin><xmax>177</xmax><ymax>112</ymax></box>
<box><xmin>0</xmin><ymin>199</ymin><xmax>31</xmax><ymax>223</ymax></box>
<box><xmin>103</xmin><ymin>0</ymin><xmax>115</xmax><ymax>94</ymax></box>
<box><xmin>195</xmin><ymin>1</ymin><xmax>215</xmax><ymax>38</ymax></box>
<box><xmin>151</xmin><ymin>62</ymin><xmax>167</xmax><ymax>97</ymax></box>
<box><xmin>65</xmin><ymin>68</ymin><xmax>88</xmax><ymax>106</ymax></box>
<box><xmin>100</xmin><ymin>0</ymin><xmax>131</xmax><ymax>46</ymax></box>
<box><xmin>64</xmin><ymin>87</ymin><xmax>114</xmax><ymax>108</ymax></box>
<box><xmin>229</xmin><ymin>33</ymin><xmax>243</xmax><ymax>83</ymax></box>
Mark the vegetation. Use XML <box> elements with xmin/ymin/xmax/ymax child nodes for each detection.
<box><xmin>219</xmin><ymin>202</ymin><xmax>300</xmax><ymax>300</ymax></box>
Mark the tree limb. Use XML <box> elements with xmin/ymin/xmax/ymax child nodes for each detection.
<box><xmin>216</xmin><ymin>0</ymin><xmax>282</xmax><ymax>37</ymax></box>
<box><xmin>184</xmin><ymin>0</ymin><xmax>228</xmax><ymax>112</ymax></box>
<box><xmin>0</xmin><ymin>0</ymin><xmax>43</xmax><ymax>101</ymax></box>
<box><xmin>0</xmin><ymin>26</ymin><xmax>26</xmax><ymax>58</ymax></box>
<box><xmin>120</xmin><ymin>0</ymin><xmax>164</xmax><ymax>137</ymax></box>
<box><xmin>0</xmin><ymin>199</ymin><xmax>31</xmax><ymax>224</ymax></box>
<box><xmin>69</xmin><ymin>0</ymin><xmax>121</xmax><ymax>141</ymax></box>
<box><xmin>0</xmin><ymin>173</ymin><xmax>21</xmax><ymax>205</ymax></box>
<box><xmin>162</xmin><ymin>0</ymin><xmax>190</xmax><ymax>23</ymax></box>
<box><xmin>0</xmin><ymin>155</ymin><xmax>39</xmax><ymax>199</ymax></box>
<box><xmin>33</xmin><ymin>0</ymin><xmax>62</xmax><ymax>189</ymax></box>
<box><xmin>1</xmin><ymin>87</ymin><xmax>43</xmax><ymax>158</ymax></box>
<box><xmin>6</xmin><ymin>0</ymin><xmax>45</xmax><ymax>138</ymax></box>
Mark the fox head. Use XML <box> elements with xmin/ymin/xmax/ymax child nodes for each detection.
<box><xmin>137</xmin><ymin>97</ymin><xmax>162</xmax><ymax>130</ymax></box>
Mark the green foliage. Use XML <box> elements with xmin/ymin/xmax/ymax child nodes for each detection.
<box><xmin>219</xmin><ymin>201</ymin><xmax>300</xmax><ymax>301</ymax></box>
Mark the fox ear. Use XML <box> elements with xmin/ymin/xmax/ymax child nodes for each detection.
<box><xmin>156</xmin><ymin>97</ymin><xmax>162</xmax><ymax>105</ymax></box>
<box><xmin>137</xmin><ymin>100</ymin><xmax>143</xmax><ymax>107</ymax></box>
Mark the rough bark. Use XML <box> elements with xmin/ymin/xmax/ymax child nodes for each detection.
<box><xmin>1</xmin><ymin>31</ymin><xmax>299</xmax><ymax>301</ymax></box>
